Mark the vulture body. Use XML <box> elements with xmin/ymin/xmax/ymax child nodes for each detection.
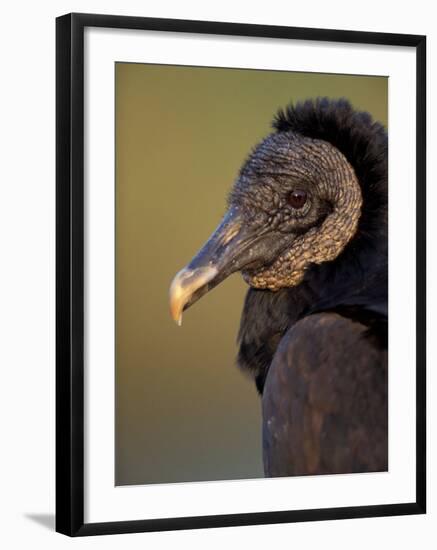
<box><xmin>170</xmin><ymin>98</ymin><xmax>388</xmax><ymax>477</ymax></box>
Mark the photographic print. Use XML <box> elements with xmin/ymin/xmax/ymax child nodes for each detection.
<box><xmin>115</xmin><ymin>63</ymin><xmax>388</xmax><ymax>486</ymax></box>
<box><xmin>56</xmin><ymin>13</ymin><xmax>425</xmax><ymax>535</ymax></box>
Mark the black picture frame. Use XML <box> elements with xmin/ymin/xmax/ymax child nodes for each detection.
<box><xmin>56</xmin><ymin>12</ymin><xmax>426</xmax><ymax>537</ymax></box>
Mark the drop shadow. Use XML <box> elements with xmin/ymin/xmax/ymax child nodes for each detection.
<box><xmin>25</xmin><ymin>513</ymin><xmax>55</xmax><ymax>531</ymax></box>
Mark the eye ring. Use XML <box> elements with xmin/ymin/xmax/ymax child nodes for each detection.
<box><xmin>287</xmin><ymin>189</ymin><xmax>308</xmax><ymax>210</ymax></box>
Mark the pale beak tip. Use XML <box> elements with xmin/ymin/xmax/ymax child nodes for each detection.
<box><xmin>169</xmin><ymin>303</ymin><xmax>183</xmax><ymax>326</ymax></box>
<box><xmin>169</xmin><ymin>265</ymin><xmax>218</xmax><ymax>326</ymax></box>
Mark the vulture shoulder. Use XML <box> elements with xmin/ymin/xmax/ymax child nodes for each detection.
<box><xmin>262</xmin><ymin>310</ymin><xmax>388</xmax><ymax>477</ymax></box>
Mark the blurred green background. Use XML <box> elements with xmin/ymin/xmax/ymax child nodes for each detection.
<box><xmin>115</xmin><ymin>63</ymin><xmax>387</xmax><ymax>485</ymax></box>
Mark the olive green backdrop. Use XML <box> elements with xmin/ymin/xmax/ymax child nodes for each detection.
<box><xmin>115</xmin><ymin>63</ymin><xmax>387</xmax><ymax>485</ymax></box>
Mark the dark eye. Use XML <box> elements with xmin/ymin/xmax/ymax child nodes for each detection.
<box><xmin>288</xmin><ymin>189</ymin><xmax>307</xmax><ymax>209</ymax></box>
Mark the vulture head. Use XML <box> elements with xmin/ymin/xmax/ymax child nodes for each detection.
<box><xmin>170</xmin><ymin>127</ymin><xmax>362</xmax><ymax>319</ymax></box>
<box><xmin>170</xmin><ymin>97</ymin><xmax>386</xmax><ymax>314</ymax></box>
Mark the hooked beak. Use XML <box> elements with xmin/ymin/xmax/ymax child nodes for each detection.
<box><xmin>169</xmin><ymin>206</ymin><xmax>255</xmax><ymax>325</ymax></box>
<box><xmin>169</xmin><ymin>206</ymin><xmax>293</xmax><ymax>325</ymax></box>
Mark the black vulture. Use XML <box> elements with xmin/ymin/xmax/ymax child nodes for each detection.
<box><xmin>169</xmin><ymin>98</ymin><xmax>388</xmax><ymax>477</ymax></box>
